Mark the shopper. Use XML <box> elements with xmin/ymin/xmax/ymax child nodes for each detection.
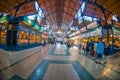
<box><xmin>83</xmin><ymin>44</ymin><xmax>86</xmax><ymax>55</ymax></box>
<box><xmin>89</xmin><ymin>40</ymin><xmax>94</xmax><ymax>57</ymax></box>
<box><xmin>67</xmin><ymin>41</ymin><xmax>70</xmax><ymax>50</ymax></box>
<box><xmin>104</xmin><ymin>41</ymin><xmax>109</xmax><ymax>56</ymax></box>
<box><xmin>96</xmin><ymin>39</ymin><xmax>105</xmax><ymax>64</ymax></box>
<box><xmin>86</xmin><ymin>42</ymin><xmax>89</xmax><ymax>55</ymax></box>
<box><xmin>78</xmin><ymin>42</ymin><xmax>82</xmax><ymax>54</ymax></box>
<box><xmin>94</xmin><ymin>42</ymin><xmax>98</xmax><ymax>60</ymax></box>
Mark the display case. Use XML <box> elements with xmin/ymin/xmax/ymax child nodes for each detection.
<box><xmin>0</xmin><ymin>30</ymin><xmax>6</xmax><ymax>44</ymax></box>
<box><xmin>37</xmin><ymin>36</ymin><xmax>41</xmax><ymax>43</ymax></box>
<box><xmin>41</xmin><ymin>37</ymin><xmax>45</xmax><ymax>44</ymax></box>
<box><xmin>73</xmin><ymin>38</ymin><xmax>80</xmax><ymax>46</ymax></box>
<box><xmin>30</xmin><ymin>34</ymin><xmax>36</xmax><ymax>44</ymax></box>
<box><xmin>93</xmin><ymin>35</ymin><xmax>120</xmax><ymax>47</ymax></box>
<box><xmin>18</xmin><ymin>31</ymin><xmax>28</xmax><ymax>45</ymax></box>
<box><xmin>109</xmin><ymin>35</ymin><xmax>120</xmax><ymax>47</ymax></box>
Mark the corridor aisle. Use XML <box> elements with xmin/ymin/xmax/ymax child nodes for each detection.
<box><xmin>0</xmin><ymin>44</ymin><xmax>120</xmax><ymax>80</ymax></box>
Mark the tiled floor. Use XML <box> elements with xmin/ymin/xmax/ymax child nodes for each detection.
<box><xmin>0</xmin><ymin>43</ymin><xmax>120</xmax><ymax>80</ymax></box>
<box><xmin>48</xmin><ymin>44</ymin><xmax>71</xmax><ymax>56</ymax></box>
<box><xmin>105</xmin><ymin>52</ymin><xmax>120</xmax><ymax>72</ymax></box>
<box><xmin>43</xmin><ymin>64</ymin><xmax>80</xmax><ymax>80</ymax></box>
<box><xmin>54</xmin><ymin>44</ymin><xmax>65</xmax><ymax>55</ymax></box>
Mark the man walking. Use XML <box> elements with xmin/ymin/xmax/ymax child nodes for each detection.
<box><xmin>96</xmin><ymin>39</ymin><xmax>104</xmax><ymax>64</ymax></box>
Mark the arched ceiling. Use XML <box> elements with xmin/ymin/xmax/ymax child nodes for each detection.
<box><xmin>38</xmin><ymin>0</ymin><xmax>82</xmax><ymax>30</ymax></box>
<box><xmin>0</xmin><ymin>0</ymin><xmax>120</xmax><ymax>31</ymax></box>
<box><xmin>83</xmin><ymin>2</ymin><xmax>104</xmax><ymax>19</ymax></box>
<box><xmin>90</xmin><ymin>0</ymin><xmax>120</xmax><ymax>18</ymax></box>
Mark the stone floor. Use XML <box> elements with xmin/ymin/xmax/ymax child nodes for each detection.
<box><xmin>0</xmin><ymin>43</ymin><xmax>120</xmax><ymax>80</ymax></box>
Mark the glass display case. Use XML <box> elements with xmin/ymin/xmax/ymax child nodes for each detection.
<box><xmin>37</xmin><ymin>36</ymin><xmax>41</xmax><ymax>43</ymax></box>
<box><xmin>109</xmin><ymin>35</ymin><xmax>120</xmax><ymax>47</ymax></box>
<box><xmin>73</xmin><ymin>38</ymin><xmax>80</xmax><ymax>46</ymax></box>
<box><xmin>0</xmin><ymin>30</ymin><xmax>6</xmax><ymax>44</ymax></box>
<box><xmin>41</xmin><ymin>37</ymin><xmax>45</xmax><ymax>44</ymax></box>
<box><xmin>18</xmin><ymin>31</ymin><xmax>28</xmax><ymax>45</ymax></box>
<box><xmin>30</xmin><ymin>34</ymin><xmax>36</xmax><ymax>44</ymax></box>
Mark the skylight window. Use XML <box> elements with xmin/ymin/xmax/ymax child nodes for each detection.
<box><xmin>81</xmin><ymin>3</ymin><xmax>86</xmax><ymax>12</ymax></box>
<box><xmin>69</xmin><ymin>20</ymin><xmax>73</xmax><ymax>27</ymax></box>
<box><xmin>75</xmin><ymin>2</ymin><xmax>86</xmax><ymax>18</ymax></box>
<box><xmin>35</xmin><ymin>1</ymin><xmax>44</xmax><ymax>18</ymax></box>
<box><xmin>112</xmin><ymin>15</ymin><xmax>118</xmax><ymax>21</ymax></box>
<box><xmin>27</xmin><ymin>15</ymin><xmax>36</xmax><ymax>20</ymax></box>
<box><xmin>75</xmin><ymin>2</ymin><xmax>99</xmax><ymax>25</ymax></box>
<box><xmin>84</xmin><ymin>16</ymin><xmax>92</xmax><ymax>21</ymax></box>
<box><xmin>27</xmin><ymin>1</ymin><xmax>46</xmax><ymax>25</ymax></box>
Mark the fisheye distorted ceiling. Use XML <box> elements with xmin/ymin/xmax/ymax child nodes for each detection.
<box><xmin>0</xmin><ymin>0</ymin><xmax>120</xmax><ymax>30</ymax></box>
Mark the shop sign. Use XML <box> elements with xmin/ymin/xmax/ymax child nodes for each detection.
<box><xmin>24</xmin><ymin>17</ymin><xmax>44</xmax><ymax>32</ymax></box>
<box><xmin>81</xmin><ymin>27</ymin><xmax>86</xmax><ymax>32</ymax></box>
<box><xmin>0</xmin><ymin>15</ymin><xmax>8</xmax><ymax>22</ymax></box>
<box><xmin>114</xmin><ymin>21</ymin><xmax>120</xmax><ymax>27</ymax></box>
<box><xmin>87</xmin><ymin>21</ymin><xmax>97</xmax><ymax>29</ymax></box>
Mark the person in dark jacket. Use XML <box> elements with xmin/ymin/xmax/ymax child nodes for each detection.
<box><xmin>89</xmin><ymin>40</ymin><xmax>94</xmax><ymax>57</ymax></box>
<box><xmin>86</xmin><ymin>42</ymin><xmax>89</xmax><ymax>55</ymax></box>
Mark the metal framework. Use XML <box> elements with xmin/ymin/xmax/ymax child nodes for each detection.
<box><xmin>0</xmin><ymin>0</ymin><xmax>120</xmax><ymax>31</ymax></box>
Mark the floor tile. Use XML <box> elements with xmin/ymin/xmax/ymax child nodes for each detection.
<box><xmin>0</xmin><ymin>44</ymin><xmax>120</xmax><ymax>80</ymax></box>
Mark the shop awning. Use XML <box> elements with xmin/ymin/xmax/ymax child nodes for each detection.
<box><xmin>23</xmin><ymin>17</ymin><xmax>44</xmax><ymax>33</ymax></box>
<box><xmin>0</xmin><ymin>15</ymin><xmax>13</xmax><ymax>24</ymax></box>
<box><xmin>15</xmin><ymin>16</ymin><xmax>44</xmax><ymax>33</ymax></box>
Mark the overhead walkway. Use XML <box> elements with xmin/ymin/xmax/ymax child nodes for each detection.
<box><xmin>0</xmin><ymin>44</ymin><xmax>120</xmax><ymax>80</ymax></box>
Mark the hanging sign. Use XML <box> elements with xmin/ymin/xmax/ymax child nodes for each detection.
<box><xmin>87</xmin><ymin>21</ymin><xmax>97</xmax><ymax>29</ymax></box>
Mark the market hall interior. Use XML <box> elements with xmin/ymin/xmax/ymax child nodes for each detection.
<box><xmin>0</xmin><ymin>0</ymin><xmax>120</xmax><ymax>80</ymax></box>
